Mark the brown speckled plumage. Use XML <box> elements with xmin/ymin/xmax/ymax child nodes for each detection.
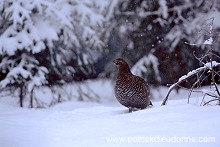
<box><xmin>113</xmin><ymin>58</ymin><xmax>152</xmax><ymax>112</ymax></box>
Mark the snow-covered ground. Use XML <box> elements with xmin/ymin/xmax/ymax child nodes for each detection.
<box><xmin>0</xmin><ymin>80</ymin><xmax>220</xmax><ymax>147</ymax></box>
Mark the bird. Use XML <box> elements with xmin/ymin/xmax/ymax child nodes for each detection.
<box><xmin>113</xmin><ymin>58</ymin><xmax>152</xmax><ymax>112</ymax></box>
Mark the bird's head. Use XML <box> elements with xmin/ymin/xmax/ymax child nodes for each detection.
<box><xmin>113</xmin><ymin>58</ymin><xmax>131</xmax><ymax>73</ymax></box>
<box><xmin>113</xmin><ymin>58</ymin><xmax>127</xmax><ymax>66</ymax></box>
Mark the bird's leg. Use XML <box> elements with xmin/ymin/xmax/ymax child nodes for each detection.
<box><xmin>128</xmin><ymin>107</ymin><xmax>133</xmax><ymax>113</ymax></box>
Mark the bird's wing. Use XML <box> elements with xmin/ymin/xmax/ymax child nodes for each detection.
<box><xmin>132</xmin><ymin>75</ymin><xmax>150</xmax><ymax>93</ymax></box>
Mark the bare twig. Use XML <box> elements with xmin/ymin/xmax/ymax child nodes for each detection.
<box><xmin>200</xmin><ymin>94</ymin><xmax>207</xmax><ymax>106</ymax></box>
<box><xmin>203</xmin><ymin>98</ymin><xmax>220</xmax><ymax>106</ymax></box>
<box><xmin>161</xmin><ymin>65</ymin><xmax>213</xmax><ymax>105</ymax></box>
<box><xmin>188</xmin><ymin>71</ymin><xmax>209</xmax><ymax>103</ymax></box>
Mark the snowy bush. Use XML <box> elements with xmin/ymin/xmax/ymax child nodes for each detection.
<box><xmin>131</xmin><ymin>54</ymin><xmax>161</xmax><ymax>84</ymax></box>
<box><xmin>0</xmin><ymin>0</ymin><xmax>118</xmax><ymax>107</ymax></box>
<box><xmin>162</xmin><ymin>17</ymin><xmax>220</xmax><ymax>106</ymax></box>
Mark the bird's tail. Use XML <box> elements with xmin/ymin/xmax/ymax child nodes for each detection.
<box><xmin>149</xmin><ymin>101</ymin><xmax>153</xmax><ymax>106</ymax></box>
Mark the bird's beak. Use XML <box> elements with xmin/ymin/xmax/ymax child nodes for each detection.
<box><xmin>113</xmin><ymin>60</ymin><xmax>116</xmax><ymax>65</ymax></box>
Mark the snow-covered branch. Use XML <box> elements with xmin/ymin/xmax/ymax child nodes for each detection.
<box><xmin>162</xmin><ymin>61</ymin><xmax>220</xmax><ymax>106</ymax></box>
<box><xmin>131</xmin><ymin>54</ymin><xmax>161</xmax><ymax>82</ymax></box>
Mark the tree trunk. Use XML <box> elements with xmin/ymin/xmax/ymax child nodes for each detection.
<box><xmin>19</xmin><ymin>85</ymin><xmax>23</xmax><ymax>107</ymax></box>
<box><xmin>30</xmin><ymin>87</ymin><xmax>35</xmax><ymax>108</ymax></box>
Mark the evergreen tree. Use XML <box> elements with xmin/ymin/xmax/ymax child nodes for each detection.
<box><xmin>110</xmin><ymin>0</ymin><xmax>220</xmax><ymax>85</ymax></box>
<box><xmin>0</xmin><ymin>0</ymin><xmax>117</xmax><ymax>107</ymax></box>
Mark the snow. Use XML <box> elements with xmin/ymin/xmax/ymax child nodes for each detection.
<box><xmin>0</xmin><ymin>66</ymin><xmax>31</xmax><ymax>87</ymax></box>
<box><xmin>0</xmin><ymin>80</ymin><xmax>220</xmax><ymax>147</ymax></box>
<box><xmin>0</xmin><ymin>1</ymin><xmax>220</xmax><ymax>146</ymax></box>
<box><xmin>205</xmin><ymin>61</ymin><xmax>220</xmax><ymax>68</ymax></box>
<box><xmin>131</xmin><ymin>54</ymin><xmax>161</xmax><ymax>82</ymax></box>
<box><xmin>203</xmin><ymin>37</ymin><xmax>213</xmax><ymax>45</ymax></box>
<box><xmin>0</xmin><ymin>100</ymin><xmax>219</xmax><ymax>147</ymax></box>
<box><xmin>178</xmin><ymin>61</ymin><xmax>220</xmax><ymax>82</ymax></box>
<box><xmin>34</xmin><ymin>17</ymin><xmax>59</xmax><ymax>43</ymax></box>
<box><xmin>159</xmin><ymin>0</ymin><xmax>168</xmax><ymax>19</ymax></box>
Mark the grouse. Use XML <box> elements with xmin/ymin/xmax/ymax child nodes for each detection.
<box><xmin>113</xmin><ymin>58</ymin><xmax>152</xmax><ymax>112</ymax></box>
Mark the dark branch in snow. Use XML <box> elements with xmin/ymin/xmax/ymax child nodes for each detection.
<box><xmin>161</xmin><ymin>62</ymin><xmax>220</xmax><ymax>106</ymax></box>
<box><xmin>203</xmin><ymin>98</ymin><xmax>220</xmax><ymax>106</ymax></box>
